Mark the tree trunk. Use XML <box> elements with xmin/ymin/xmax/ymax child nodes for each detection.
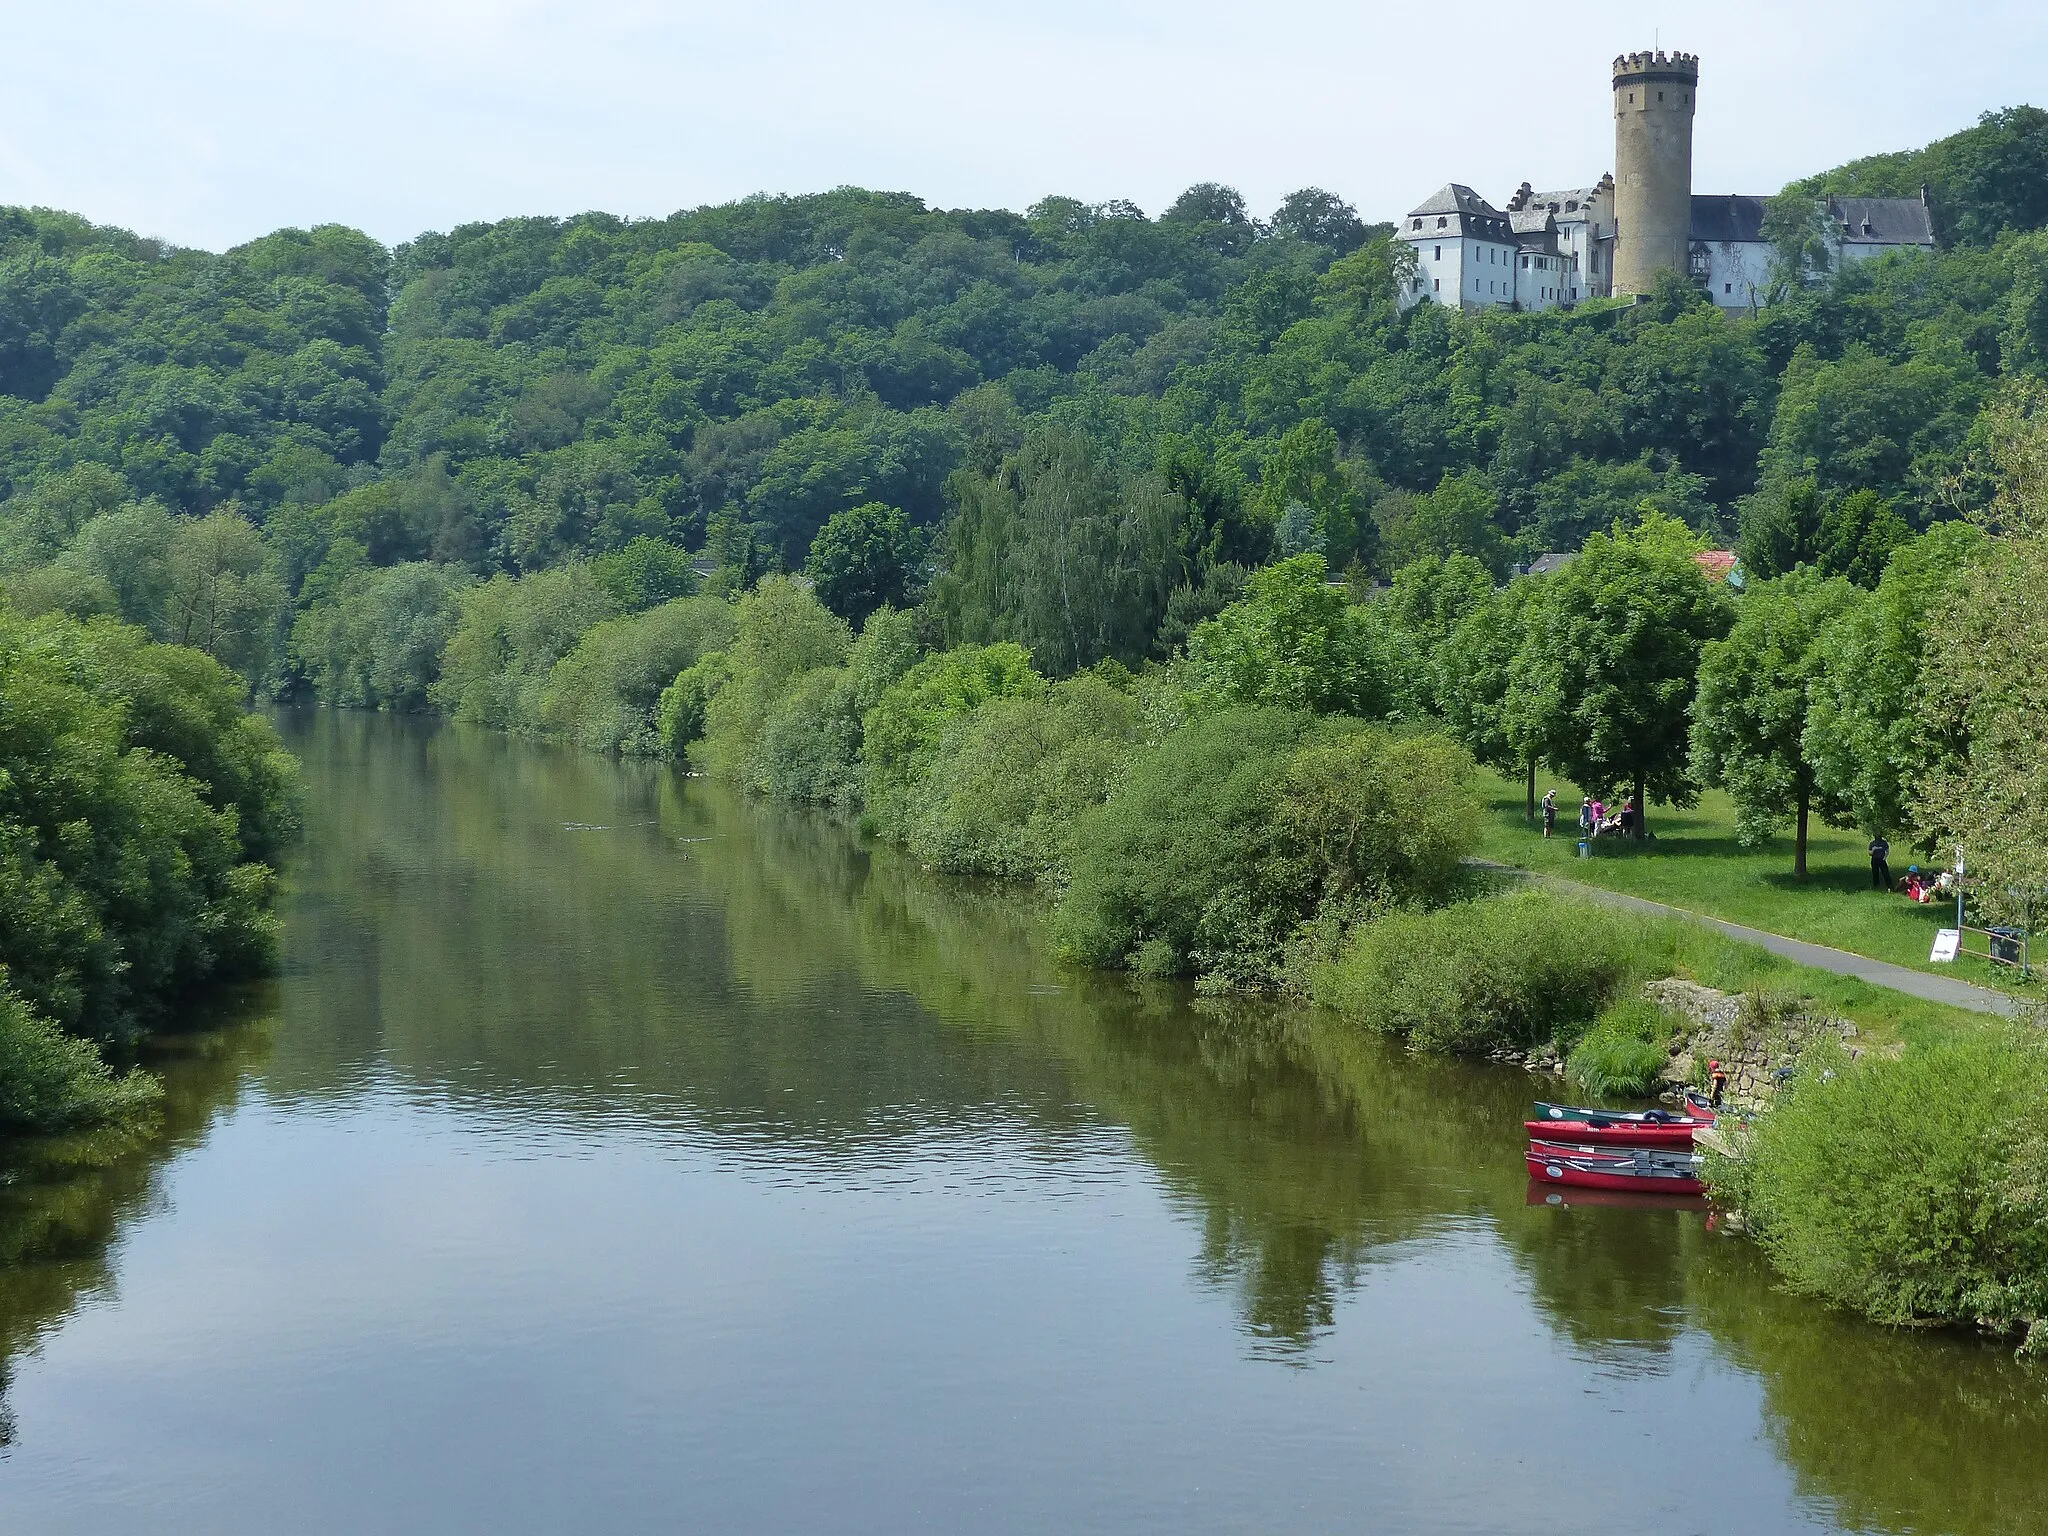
<box><xmin>1795</xmin><ymin>782</ymin><xmax>1810</xmax><ymax>880</ymax></box>
<box><xmin>1525</xmin><ymin>758</ymin><xmax>1536</xmax><ymax>823</ymax></box>
<box><xmin>1633</xmin><ymin>772</ymin><xmax>1647</xmax><ymax>841</ymax></box>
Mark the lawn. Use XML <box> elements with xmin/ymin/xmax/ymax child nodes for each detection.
<box><xmin>1468</xmin><ymin>766</ymin><xmax>2037</xmax><ymax>997</ymax></box>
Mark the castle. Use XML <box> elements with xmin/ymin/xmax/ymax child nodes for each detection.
<box><xmin>1396</xmin><ymin>51</ymin><xmax>1936</xmax><ymax>315</ymax></box>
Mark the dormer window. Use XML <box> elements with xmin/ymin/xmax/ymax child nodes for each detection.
<box><xmin>1437</xmin><ymin>216</ymin><xmax>1447</xmax><ymax>228</ymax></box>
<box><xmin>1412</xmin><ymin>219</ymin><xmax>1422</xmax><ymax>230</ymax></box>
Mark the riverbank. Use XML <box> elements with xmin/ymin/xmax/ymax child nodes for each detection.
<box><xmin>1469</xmin><ymin>767</ymin><xmax>2033</xmax><ymax>998</ymax></box>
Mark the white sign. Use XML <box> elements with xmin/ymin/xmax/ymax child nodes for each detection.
<box><xmin>1930</xmin><ymin>928</ymin><xmax>1962</xmax><ymax>963</ymax></box>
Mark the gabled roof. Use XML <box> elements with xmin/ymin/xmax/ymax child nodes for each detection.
<box><xmin>1830</xmin><ymin>196</ymin><xmax>1935</xmax><ymax>246</ymax></box>
<box><xmin>1510</xmin><ymin>207</ymin><xmax>1556</xmax><ymax>235</ymax></box>
<box><xmin>1690</xmin><ymin>194</ymin><xmax>1769</xmax><ymax>244</ymax></box>
<box><xmin>1408</xmin><ymin>183</ymin><xmax>1503</xmax><ymax>219</ymax></box>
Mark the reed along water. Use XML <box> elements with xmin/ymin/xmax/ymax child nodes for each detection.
<box><xmin>0</xmin><ymin>711</ymin><xmax>2040</xmax><ymax>1535</ymax></box>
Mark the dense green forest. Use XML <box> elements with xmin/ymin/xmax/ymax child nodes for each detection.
<box><xmin>0</xmin><ymin>102</ymin><xmax>2038</xmax><ymax>706</ymax></box>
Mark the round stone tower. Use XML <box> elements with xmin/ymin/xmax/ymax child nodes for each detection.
<box><xmin>1611</xmin><ymin>49</ymin><xmax>1698</xmax><ymax>296</ymax></box>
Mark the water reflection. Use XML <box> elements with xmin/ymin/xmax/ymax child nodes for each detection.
<box><xmin>0</xmin><ymin>710</ymin><xmax>2039</xmax><ymax>1535</ymax></box>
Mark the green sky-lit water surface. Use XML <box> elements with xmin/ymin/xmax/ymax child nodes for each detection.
<box><xmin>0</xmin><ymin>711</ymin><xmax>2040</xmax><ymax>1535</ymax></box>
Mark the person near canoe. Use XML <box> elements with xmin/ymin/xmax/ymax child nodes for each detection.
<box><xmin>1708</xmin><ymin>1059</ymin><xmax>1729</xmax><ymax>1108</ymax></box>
<box><xmin>1869</xmin><ymin>835</ymin><xmax>1891</xmax><ymax>890</ymax></box>
<box><xmin>1541</xmin><ymin>789</ymin><xmax>1558</xmax><ymax>839</ymax></box>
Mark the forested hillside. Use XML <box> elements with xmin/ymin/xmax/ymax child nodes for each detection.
<box><xmin>0</xmin><ymin>106</ymin><xmax>2045</xmax><ymax>709</ymax></box>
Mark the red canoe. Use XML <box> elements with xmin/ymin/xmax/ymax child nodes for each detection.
<box><xmin>1524</xmin><ymin>1141</ymin><xmax>1706</xmax><ymax>1196</ymax></box>
<box><xmin>1522</xmin><ymin>1118</ymin><xmax>1698</xmax><ymax>1149</ymax></box>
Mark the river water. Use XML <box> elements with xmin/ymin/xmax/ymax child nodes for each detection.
<box><xmin>0</xmin><ymin>712</ymin><xmax>2041</xmax><ymax>1534</ymax></box>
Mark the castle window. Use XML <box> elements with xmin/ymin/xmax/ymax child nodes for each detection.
<box><xmin>1724</xmin><ymin>283</ymin><xmax>1732</xmax><ymax>294</ymax></box>
<box><xmin>1411</xmin><ymin>219</ymin><xmax>1421</xmax><ymax>230</ymax></box>
<box><xmin>1433</xmin><ymin>245</ymin><xmax>1441</xmax><ymax>261</ymax></box>
<box><xmin>1628</xmin><ymin>92</ymin><xmax>1634</xmax><ymax>104</ymax></box>
<box><xmin>1433</xmin><ymin>279</ymin><xmax>1439</xmax><ymax>292</ymax></box>
<box><xmin>1437</xmin><ymin>216</ymin><xmax>1446</xmax><ymax>228</ymax></box>
<box><xmin>1658</xmin><ymin>91</ymin><xmax>1664</xmax><ymax>101</ymax></box>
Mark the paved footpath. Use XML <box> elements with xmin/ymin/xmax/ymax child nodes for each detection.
<box><xmin>1488</xmin><ymin>865</ymin><xmax>2030</xmax><ymax>1018</ymax></box>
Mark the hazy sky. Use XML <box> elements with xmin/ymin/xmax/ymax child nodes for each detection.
<box><xmin>5</xmin><ymin>1</ymin><xmax>2045</xmax><ymax>251</ymax></box>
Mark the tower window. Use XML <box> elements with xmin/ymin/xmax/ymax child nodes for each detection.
<box><xmin>1658</xmin><ymin>91</ymin><xmax>1664</xmax><ymax>101</ymax></box>
<box><xmin>1628</xmin><ymin>92</ymin><xmax>1634</xmax><ymax>104</ymax></box>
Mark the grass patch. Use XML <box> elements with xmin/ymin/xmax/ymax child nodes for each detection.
<box><xmin>1311</xmin><ymin>881</ymin><xmax>1994</xmax><ymax>1062</ymax></box>
<box><xmin>1473</xmin><ymin>767</ymin><xmax>2030</xmax><ymax>996</ymax></box>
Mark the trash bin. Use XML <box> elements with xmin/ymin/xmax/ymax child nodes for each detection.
<box><xmin>1989</xmin><ymin>927</ymin><xmax>2023</xmax><ymax>965</ymax></box>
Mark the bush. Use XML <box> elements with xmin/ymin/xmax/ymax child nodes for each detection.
<box><xmin>692</xmin><ymin>576</ymin><xmax>851</xmax><ymax>786</ymax></box>
<box><xmin>1055</xmin><ymin>711</ymin><xmax>1476</xmax><ymax>983</ymax></box>
<box><xmin>905</xmin><ymin>670</ymin><xmax>1141</xmax><ymax>882</ymax></box>
<box><xmin>0</xmin><ymin>611</ymin><xmax>297</xmax><ymax>1042</ymax></box>
<box><xmin>1313</xmin><ymin>889</ymin><xmax>1633</xmax><ymax>1053</ymax></box>
<box><xmin>1715</xmin><ymin>1031</ymin><xmax>2048</xmax><ymax>1347</ymax></box>
<box><xmin>862</xmin><ymin>642</ymin><xmax>1043</xmax><ymax>834</ymax></box>
<box><xmin>536</xmin><ymin>595</ymin><xmax>734</xmax><ymax>755</ymax></box>
<box><xmin>0</xmin><ymin>977</ymin><xmax>161</xmax><ymax>1133</ymax></box>
<box><xmin>1566</xmin><ymin>998</ymin><xmax>1674</xmax><ymax>1096</ymax></box>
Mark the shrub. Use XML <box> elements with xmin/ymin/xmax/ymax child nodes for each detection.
<box><xmin>905</xmin><ymin>670</ymin><xmax>1141</xmax><ymax>882</ymax></box>
<box><xmin>1313</xmin><ymin>889</ymin><xmax>1633</xmax><ymax>1053</ymax></box>
<box><xmin>0</xmin><ymin>611</ymin><xmax>296</xmax><ymax>1042</ymax></box>
<box><xmin>536</xmin><ymin>595</ymin><xmax>734</xmax><ymax>755</ymax></box>
<box><xmin>0</xmin><ymin>977</ymin><xmax>161</xmax><ymax>1133</ymax></box>
<box><xmin>1566</xmin><ymin>998</ymin><xmax>1674</xmax><ymax>1096</ymax></box>
<box><xmin>862</xmin><ymin>642</ymin><xmax>1043</xmax><ymax>834</ymax></box>
<box><xmin>692</xmin><ymin>576</ymin><xmax>851</xmax><ymax>786</ymax></box>
<box><xmin>1055</xmin><ymin>711</ymin><xmax>1477</xmax><ymax>983</ymax></box>
<box><xmin>1715</xmin><ymin>1031</ymin><xmax>2048</xmax><ymax>1347</ymax></box>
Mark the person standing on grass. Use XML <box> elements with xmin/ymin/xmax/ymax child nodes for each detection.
<box><xmin>1579</xmin><ymin>797</ymin><xmax>1593</xmax><ymax>838</ymax></box>
<box><xmin>1589</xmin><ymin>797</ymin><xmax>1605</xmax><ymax>838</ymax></box>
<box><xmin>1869</xmin><ymin>835</ymin><xmax>1891</xmax><ymax>890</ymax></box>
<box><xmin>1541</xmin><ymin>789</ymin><xmax>1558</xmax><ymax>839</ymax></box>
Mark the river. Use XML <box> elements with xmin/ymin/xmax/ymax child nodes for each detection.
<box><xmin>0</xmin><ymin>711</ymin><xmax>2041</xmax><ymax>1534</ymax></box>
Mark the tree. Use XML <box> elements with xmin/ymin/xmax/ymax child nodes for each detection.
<box><xmin>1915</xmin><ymin>381</ymin><xmax>2048</xmax><ymax>920</ymax></box>
<box><xmin>1373</xmin><ymin>472</ymin><xmax>1505</xmax><ymax>577</ymax></box>
<box><xmin>1738</xmin><ymin>477</ymin><xmax>1827</xmax><ymax>579</ymax></box>
<box><xmin>1439</xmin><ymin>575</ymin><xmax>1548</xmax><ymax>820</ymax></box>
<box><xmin>802</xmin><ymin>502</ymin><xmax>926</xmax><ymax>626</ymax></box>
<box><xmin>1253</xmin><ymin>419</ymin><xmax>1363</xmax><ymax>570</ymax></box>
<box><xmin>930</xmin><ymin>427</ymin><xmax>1184</xmax><ymax>675</ymax></box>
<box><xmin>1806</xmin><ymin>522</ymin><xmax>1982</xmax><ymax>839</ymax></box>
<box><xmin>1269</xmin><ymin>189</ymin><xmax>1368</xmax><ymax>255</ymax></box>
<box><xmin>1817</xmin><ymin>489</ymin><xmax>1912</xmax><ymax>589</ymax></box>
<box><xmin>164</xmin><ymin>510</ymin><xmax>289</xmax><ymax>689</ymax></box>
<box><xmin>1508</xmin><ymin>513</ymin><xmax>1735</xmax><ymax>833</ymax></box>
<box><xmin>1691</xmin><ymin>567</ymin><xmax>1862</xmax><ymax>876</ymax></box>
<box><xmin>1183</xmin><ymin>554</ymin><xmax>1391</xmax><ymax>718</ymax></box>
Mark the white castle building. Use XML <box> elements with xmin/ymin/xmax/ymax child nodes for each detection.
<box><xmin>1397</xmin><ymin>51</ymin><xmax>1935</xmax><ymax>315</ymax></box>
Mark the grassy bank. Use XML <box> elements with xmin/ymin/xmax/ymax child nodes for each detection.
<box><xmin>1469</xmin><ymin>767</ymin><xmax>2030</xmax><ymax>995</ymax></box>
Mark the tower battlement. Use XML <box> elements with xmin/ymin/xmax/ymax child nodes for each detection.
<box><xmin>1613</xmin><ymin>50</ymin><xmax>1699</xmax><ymax>82</ymax></box>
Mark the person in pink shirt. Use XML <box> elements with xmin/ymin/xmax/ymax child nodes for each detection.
<box><xmin>1589</xmin><ymin>797</ymin><xmax>1606</xmax><ymax>837</ymax></box>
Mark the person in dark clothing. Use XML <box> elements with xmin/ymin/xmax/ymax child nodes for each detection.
<box><xmin>1869</xmin><ymin>836</ymin><xmax>1891</xmax><ymax>890</ymax></box>
<box><xmin>1541</xmin><ymin>789</ymin><xmax>1558</xmax><ymax>839</ymax></box>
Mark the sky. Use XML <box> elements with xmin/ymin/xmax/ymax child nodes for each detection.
<box><xmin>2</xmin><ymin>0</ymin><xmax>2045</xmax><ymax>252</ymax></box>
